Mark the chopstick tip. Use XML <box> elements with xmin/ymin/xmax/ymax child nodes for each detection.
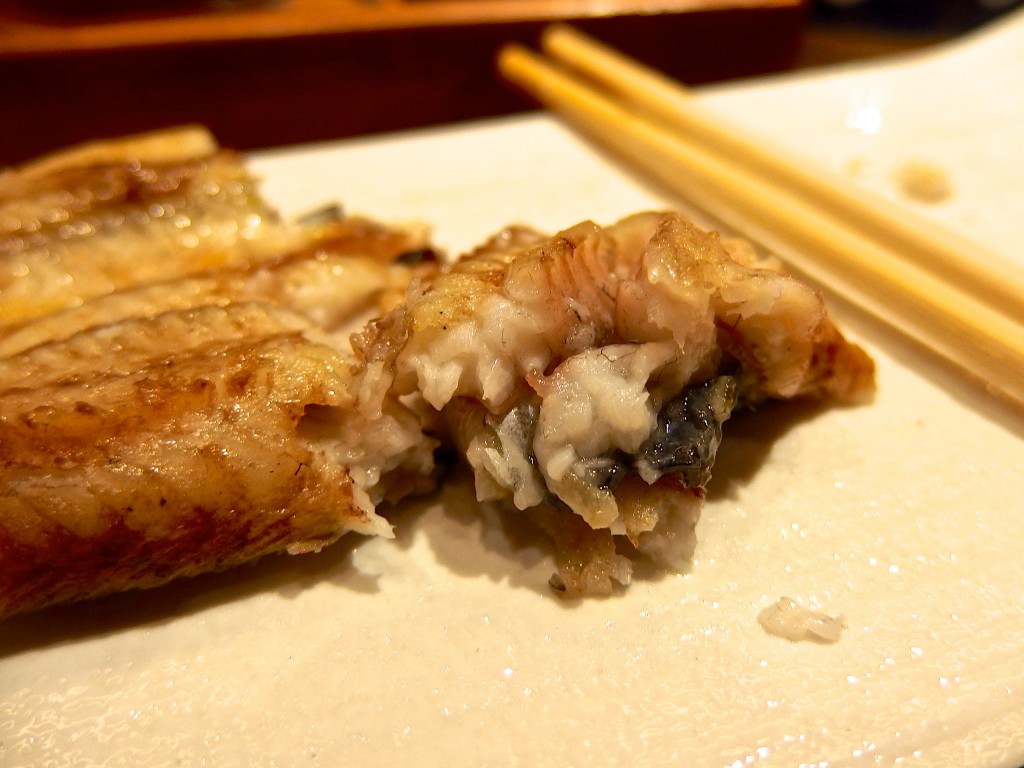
<box><xmin>540</xmin><ymin>22</ymin><xmax>577</xmax><ymax>49</ymax></box>
<box><xmin>496</xmin><ymin>43</ymin><xmax>531</xmax><ymax>77</ymax></box>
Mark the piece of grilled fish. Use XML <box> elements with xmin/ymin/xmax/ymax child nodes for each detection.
<box><xmin>352</xmin><ymin>211</ymin><xmax>875</xmax><ymax>595</ymax></box>
<box><xmin>0</xmin><ymin>214</ymin><xmax>429</xmax><ymax>359</ymax></box>
<box><xmin>0</xmin><ymin>128</ymin><xmax>874</xmax><ymax>614</ymax></box>
<box><xmin>0</xmin><ymin>126</ymin><xmax>306</xmax><ymax>330</ymax></box>
<box><xmin>0</xmin><ymin>129</ymin><xmax>440</xmax><ymax>619</ymax></box>
<box><xmin>0</xmin><ymin>304</ymin><xmax>392</xmax><ymax>617</ymax></box>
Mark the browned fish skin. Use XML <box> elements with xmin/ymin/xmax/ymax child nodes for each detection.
<box><xmin>0</xmin><ymin>129</ymin><xmax>440</xmax><ymax>619</ymax></box>
<box><xmin>0</xmin><ymin>303</ymin><xmax>390</xmax><ymax>619</ymax></box>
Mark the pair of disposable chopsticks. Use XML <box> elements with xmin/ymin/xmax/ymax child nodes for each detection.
<box><xmin>498</xmin><ymin>26</ymin><xmax>1024</xmax><ymax>407</ymax></box>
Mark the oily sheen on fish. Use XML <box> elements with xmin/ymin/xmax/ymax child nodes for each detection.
<box><xmin>0</xmin><ymin>129</ymin><xmax>440</xmax><ymax>619</ymax></box>
<box><xmin>0</xmin><ymin>126</ymin><xmax>304</xmax><ymax>330</ymax></box>
<box><xmin>0</xmin><ymin>303</ymin><xmax>394</xmax><ymax>618</ymax></box>
<box><xmin>0</xmin><ymin>215</ymin><xmax>429</xmax><ymax>359</ymax></box>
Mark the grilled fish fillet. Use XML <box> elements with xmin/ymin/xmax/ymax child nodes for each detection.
<box><xmin>0</xmin><ymin>126</ymin><xmax>306</xmax><ymax>329</ymax></box>
<box><xmin>353</xmin><ymin>211</ymin><xmax>875</xmax><ymax>595</ymax></box>
<box><xmin>0</xmin><ymin>128</ymin><xmax>874</xmax><ymax>614</ymax></box>
<box><xmin>0</xmin><ymin>303</ymin><xmax>406</xmax><ymax>618</ymax></box>
<box><xmin>0</xmin><ymin>215</ymin><xmax>429</xmax><ymax>359</ymax></box>
<box><xmin>0</xmin><ymin>129</ymin><xmax>439</xmax><ymax>619</ymax></box>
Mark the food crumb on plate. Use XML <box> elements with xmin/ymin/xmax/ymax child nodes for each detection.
<box><xmin>757</xmin><ymin>597</ymin><xmax>845</xmax><ymax>644</ymax></box>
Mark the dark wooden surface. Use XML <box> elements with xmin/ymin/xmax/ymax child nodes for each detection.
<box><xmin>1</xmin><ymin>0</ymin><xmax>799</xmax><ymax>53</ymax></box>
<box><xmin>1</xmin><ymin>0</ymin><xmax>986</xmax><ymax>167</ymax></box>
<box><xmin>0</xmin><ymin>0</ymin><xmax>806</xmax><ymax>165</ymax></box>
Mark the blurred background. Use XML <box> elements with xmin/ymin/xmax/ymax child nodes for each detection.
<box><xmin>803</xmin><ymin>0</ymin><xmax>1022</xmax><ymax>64</ymax></box>
<box><xmin>0</xmin><ymin>0</ymin><xmax>1021</xmax><ymax>165</ymax></box>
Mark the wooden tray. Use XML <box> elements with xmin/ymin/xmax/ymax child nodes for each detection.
<box><xmin>0</xmin><ymin>0</ymin><xmax>805</xmax><ymax>165</ymax></box>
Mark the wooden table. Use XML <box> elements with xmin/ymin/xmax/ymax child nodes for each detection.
<box><xmin>0</xmin><ymin>0</ymin><xmax>805</xmax><ymax>165</ymax></box>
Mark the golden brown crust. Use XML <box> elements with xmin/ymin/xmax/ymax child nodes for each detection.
<box><xmin>0</xmin><ymin>303</ymin><xmax>384</xmax><ymax>620</ymax></box>
<box><xmin>0</xmin><ymin>128</ymin><xmax>440</xmax><ymax>620</ymax></box>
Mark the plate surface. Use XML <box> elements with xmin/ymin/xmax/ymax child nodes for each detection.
<box><xmin>4</xmin><ymin>12</ymin><xmax>1024</xmax><ymax>767</ymax></box>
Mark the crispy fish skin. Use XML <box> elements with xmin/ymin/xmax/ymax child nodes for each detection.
<box><xmin>0</xmin><ymin>129</ymin><xmax>445</xmax><ymax>620</ymax></box>
<box><xmin>0</xmin><ymin>302</ymin><xmax>391</xmax><ymax>620</ymax></box>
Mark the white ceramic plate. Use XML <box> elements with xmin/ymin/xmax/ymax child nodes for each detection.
<box><xmin>4</xmin><ymin>11</ymin><xmax>1024</xmax><ymax>767</ymax></box>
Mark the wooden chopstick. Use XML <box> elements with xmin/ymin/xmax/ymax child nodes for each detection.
<box><xmin>537</xmin><ymin>24</ymin><xmax>1024</xmax><ymax>324</ymax></box>
<box><xmin>497</xmin><ymin>38</ymin><xmax>1024</xmax><ymax>407</ymax></box>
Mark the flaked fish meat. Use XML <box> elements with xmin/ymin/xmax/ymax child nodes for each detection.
<box><xmin>352</xmin><ymin>212</ymin><xmax>874</xmax><ymax>594</ymax></box>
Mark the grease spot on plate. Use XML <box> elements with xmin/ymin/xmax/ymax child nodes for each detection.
<box><xmin>895</xmin><ymin>159</ymin><xmax>953</xmax><ymax>204</ymax></box>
